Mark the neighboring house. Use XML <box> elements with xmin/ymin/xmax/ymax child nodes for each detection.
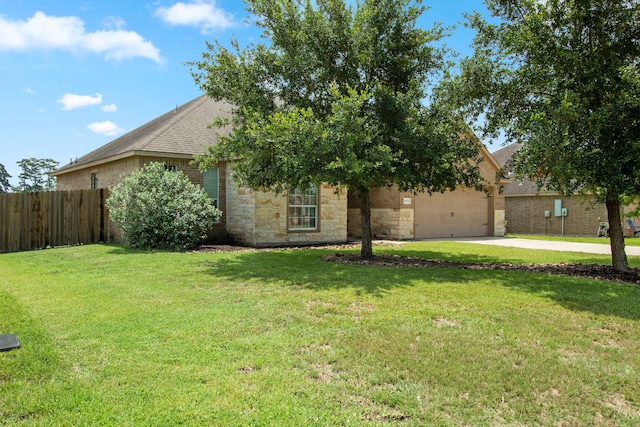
<box><xmin>492</xmin><ymin>143</ymin><xmax>638</xmax><ymax>237</ymax></box>
<box><xmin>53</xmin><ymin>95</ymin><xmax>507</xmax><ymax>246</ymax></box>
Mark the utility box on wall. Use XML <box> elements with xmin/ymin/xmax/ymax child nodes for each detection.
<box><xmin>554</xmin><ymin>199</ymin><xmax>562</xmax><ymax>217</ymax></box>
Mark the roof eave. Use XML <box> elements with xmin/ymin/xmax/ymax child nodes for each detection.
<box><xmin>51</xmin><ymin>150</ymin><xmax>198</xmax><ymax>176</ymax></box>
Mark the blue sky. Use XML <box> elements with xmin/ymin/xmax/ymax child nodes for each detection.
<box><xmin>0</xmin><ymin>0</ymin><xmax>493</xmax><ymax>186</ymax></box>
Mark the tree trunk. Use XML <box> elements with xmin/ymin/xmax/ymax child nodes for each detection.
<box><xmin>359</xmin><ymin>189</ymin><xmax>373</xmax><ymax>258</ymax></box>
<box><xmin>606</xmin><ymin>192</ymin><xmax>629</xmax><ymax>272</ymax></box>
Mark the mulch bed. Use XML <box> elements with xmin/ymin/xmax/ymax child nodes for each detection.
<box><xmin>197</xmin><ymin>243</ymin><xmax>640</xmax><ymax>285</ymax></box>
<box><xmin>322</xmin><ymin>252</ymin><xmax>640</xmax><ymax>285</ymax></box>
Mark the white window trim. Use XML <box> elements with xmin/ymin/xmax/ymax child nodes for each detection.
<box><xmin>288</xmin><ymin>186</ymin><xmax>319</xmax><ymax>231</ymax></box>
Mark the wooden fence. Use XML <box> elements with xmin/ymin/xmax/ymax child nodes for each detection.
<box><xmin>0</xmin><ymin>189</ymin><xmax>108</xmax><ymax>253</ymax></box>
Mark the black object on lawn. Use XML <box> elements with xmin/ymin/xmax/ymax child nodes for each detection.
<box><xmin>0</xmin><ymin>334</ymin><xmax>20</xmax><ymax>351</ymax></box>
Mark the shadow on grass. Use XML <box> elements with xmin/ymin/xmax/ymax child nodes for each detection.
<box><xmin>391</xmin><ymin>247</ymin><xmax>617</xmax><ymax>266</ymax></box>
<box><xmin>199</xmin><ymin>248</ymin><xmax>640</xmax><ymax>321</ymax></box>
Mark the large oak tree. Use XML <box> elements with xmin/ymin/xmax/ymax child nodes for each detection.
<box><xmin>443</xmin><ymin>0</ymin><xmax>640</xmax><ymax>271</ymax></box>
<box><xmin>190</xmin><ymin>0</ymin><xmax>484</xmax><ymax>257</ymax></box>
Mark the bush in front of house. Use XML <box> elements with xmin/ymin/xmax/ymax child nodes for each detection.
<box><xmin>107</xmin><ymin>162</ymin><xmax>222</xmax><ymax>250</ymax></box>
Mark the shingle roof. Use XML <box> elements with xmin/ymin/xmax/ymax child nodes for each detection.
<box><xmin>491</xmin><ymin>142</ymin><xmax>554</xmax><ymax>196</ymax></box>
<box><xmin>54</xmin><ymin>95</ymin><xmax>232</xmax><ymax>175</ymax></box>
<box><xmin>492</xmin><ymin>142</ymin><xmax>521</xmax><ymax>168</ymax></box>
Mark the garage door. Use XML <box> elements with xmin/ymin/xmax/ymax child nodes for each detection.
<box><xmin>414</xmin><ymin>189</ymin><xmax>490</xmax><ymax>239</ymax></box>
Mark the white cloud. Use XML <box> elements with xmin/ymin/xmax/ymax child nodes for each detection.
<box><xmin>58</xmin><ymin>93</ymin><xmax>103</xmax><ymax>110</ymax></box>
<box><xmin>102</xmin><ymin>104</ymin><xmax>117</xmax><ymax>112</ymax></box>
<box><xmin>103</xmin><ymin>16</ymin><xmax>126</xmax><ymax>30</ymax></box>
<box><xmin>155</xmin><ymin>0</ymin><xmax>235</xmax><ymax>33</ymax></box>
<box><xmin>0</xmin><ymin>11</ymin><xmax>162</xmax><ymax>63</ymax></box>
<box><xmin>87</xmin><ymin>121</ymin><xmax>124</xmax><ymax>136</ymax></box>
<box><xmin>24</xmin><ymin>87</ymin><xmax>35</xmax><ymax>94</ymax></box>
<box><xmin>84</xmin><ymin>29</ymin><xmax>162</xmax><ymax>62</ymax></box>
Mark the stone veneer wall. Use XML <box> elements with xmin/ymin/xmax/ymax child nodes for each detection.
<box><xmin>347</xmin><ymin>208</ymin><xmax>414</xmax><ymax>240</ymax></box>
<box><xmin>347</xmin><ymin>186</ymin><xmax>413</xmax><ymax>239</ymax></box>
<box><xmin>224</xmin><ymin>172</ymin><xmax>256</xmax><ymax>244</ymax></box>
<box><xmin>225</xmin><ymin>168</ymin><xmax>347</xmax><ymax>246</ymax></box>
<box><xmin>493</xmin><ymin>208</ymin><xmax>506</xmax><ymax>237</ymax></box>
<box><xmin>478</xmin><ymin>154</ymin><xmax>507</xmax><ymax>237</ymax></box>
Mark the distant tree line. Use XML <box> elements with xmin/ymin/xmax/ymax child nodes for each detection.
<box><xmin>0</xmin><ymin>163</ymin><xmax>10</xmax><ymax>193</ymax></box>
<box><xmin>0</xmin><ymin>158</ymin><xmax>59</xmax><ymax>193</ymax></box>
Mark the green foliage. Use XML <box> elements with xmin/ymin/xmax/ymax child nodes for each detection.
<box><xmin>447</xmin><ymin>0</ymin><xmax>640</xmax><ymax>194</ymax></box>
<box><xmin>106</xmin><ymin>162</ymin><xmax>222</xmax><ymax>250</ymax></box>
<box><xmin>0</xmin><ymin>162</ymin><xmax>10</xmax><ymax>193</ymax></box>
<box><xmin>442</xmin><ymin>0</ymin><xmax>640</xmax><ymax>271</ymax></box>
<box><xmin>13</xmin><ymin>157</ymin><xmax>59</xmax><ymax>192</ymax></box>
<box><xmin>621</xmin><ymin>194</ymin><xmax>640</xmax><ymax>218</ymax></box>
<box><xmin>189</xmin><ymin>0</ymin><xmax>484</xmax><ymax>257</ymax></box>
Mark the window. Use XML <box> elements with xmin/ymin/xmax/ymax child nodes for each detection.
<box><xmin>90</xmin><ymin>173</ymin><xmax>98</xmax><ymax>189</ymax></box>
<box><xmin>164</xmin><ymin>164</ymin><xmax>178</xmax><ymax>172</ymax></box>
<box><xmin>288</xmin><ymin>186</ymin><xmax>318</xmax><ymax>230</ymax></box>
<box><xmin>203</xmin><ymin>168</ymin><xmax>219</xmax><ymax>208</ymax></box>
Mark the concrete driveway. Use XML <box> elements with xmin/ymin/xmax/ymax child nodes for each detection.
<box><xmin>452</xmin><ymin>237</ymin><xmax>640</xmax><ymax>257</ymax></box>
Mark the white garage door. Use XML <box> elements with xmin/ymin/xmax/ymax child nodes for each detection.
<box><xmin>414</xmin><ymin>189</ymin><xmax>490</xmax><ymax>239</ymax></box>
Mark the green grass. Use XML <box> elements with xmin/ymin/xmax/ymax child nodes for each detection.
<box><xmin>510</xmin><ymin>233</ymin><xmax>640</xmax><ymax>246</ymax></box>
<box><xmin>1</xmin><ymin>242</ymin><xmax>639</xmax><ymax>426</ymax></box>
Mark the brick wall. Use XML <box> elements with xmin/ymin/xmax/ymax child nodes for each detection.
<box><xmin>506</xmin><ymin>195</ymin><xmax>638</xmax><ymax>236</ymax></box>
<box><xmin>55</xmin><ymin>156</ymin><xmax>228</xmax><ymax>243</ymax></box>
<box><xmin>56</xmin><ymin>157</ymin><xmax>142</xmax><ymax>191</ymax></box>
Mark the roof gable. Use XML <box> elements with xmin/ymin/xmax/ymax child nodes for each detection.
<box><xmin>492</xmin><ymin>142</ymin><xmax>522</xmax><ymax>168</ymax></box>
<box><xmin>491</xmin><ymin>142</ymin><xmax>556</xmax><ymax>196</ymax></box>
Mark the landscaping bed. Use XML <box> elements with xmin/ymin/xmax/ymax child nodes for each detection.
<box><xmin>199</xmin><ymin>243</ymin><xmax>640</xmax><ymax>285</ymax></box>
<box><xmin>323</xmin><ymin>252</ymin><xmax>640</xmax><ymax>285</ymax></box>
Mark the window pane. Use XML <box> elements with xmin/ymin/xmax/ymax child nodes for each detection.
<box><xmin>204</xmin><ymin>168</ymin><xmax>219</xmax><ymax>223</ymax></box>
<box><xmin>288</xmin><ymin>185</ymin><xmax>318</xmax><ymax>230</ymax></box>
<box><xmin>204</xmin><ymin>168</ymin><xmax>219</xmax><ymax>202</ymax></box>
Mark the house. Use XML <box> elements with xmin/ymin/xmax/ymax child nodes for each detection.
<box><xmin>53</xmin><ymin>95</ymin><xmax>507</xmax><ymax>246</ymax></box>
<box><xmin>492</xmin><ymin>143</ymin><xmax>638</xmax><ymax>236</ymax></box>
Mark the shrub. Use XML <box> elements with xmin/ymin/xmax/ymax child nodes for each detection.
<box><xmin>107</xmin><ymin>162</ymin><xmax>222</xmax><ymax>250</ymax></box>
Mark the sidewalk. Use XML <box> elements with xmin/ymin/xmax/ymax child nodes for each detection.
<box><xmin>451</xmin><ymin>237</ymin><xmax>640</xmax><ymax>256</ymax></box>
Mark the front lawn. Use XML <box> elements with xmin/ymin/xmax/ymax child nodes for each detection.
<box><xmin>1</xmin><ymin>242</ymin><xmax>639</xmax><ymax>426</ymax></box>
